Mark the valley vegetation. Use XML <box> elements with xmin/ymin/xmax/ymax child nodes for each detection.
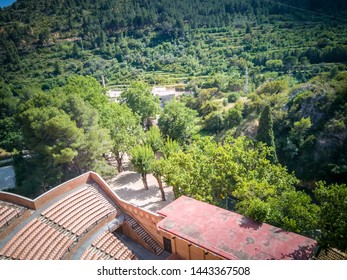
<box><xmin>0</xmin><ymin>0</ymin><xmax>346</xmax><ymax>252</ymax></box>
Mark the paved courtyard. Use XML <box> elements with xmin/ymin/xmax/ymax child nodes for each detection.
<box><xmin>108</xmin><ymin>171</ymin><xmax>174</xmax><ymax>213</ymax></box>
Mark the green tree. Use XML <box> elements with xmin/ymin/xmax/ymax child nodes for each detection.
<box><xmin>204</xmin><ymin>111</ymin><xmax>224</xmax><ymax>132</ymax></box>
<box><xmin>290</xmin><ymin>117</ymin><xmax>312</xmax><ymax>147</ymax></box>
<box><xmin>53</xmin><ymin>61</ymin><xmax>63</xmax><ymax>75</ymax></box>
<box><xmin>162</xmin><ymin>137</ymin><xmax>182</xmax><ymax>159</ymax></box>
<box><xmin>162</xmin><ymin>143</ymin><xmax>214</xmax><ymax>202</ymax></box>
<box><xmin>145</xmin><ymin>126</ymin><xmax>164</xmax><ymax>154</ymax></box>
<box><xmin>61</xmin><ymin>95</ymin><xmax>99</xmax><ymax>130</ymax></box>
<box><xmin>18</xmin><ymin>87</ymin><xmax>113</xmax><ymax>190</ymax></box>
<box><xmin>19</xmin><ymin>106</ymin><xmax>82</xmax><ymax>163</ymax></box>
<box><xmin>130</xmin><ymin>145</ymin><xmax>155</xmax><ymax>190</ymax></box>
<box><xmin>4</xmin><ymin>40</ymin><xmax>20</xmax><ymax>65</ymax></box>
<box><xmin>38</xmin><ymin>28</ymin><xmax>50</xmax><ymax>46</ymax></box>
<box><xmin>152</xmin><ymin>159</ymin><xmax>167</xmax><ymax>201</ymax></box>
<box><xmin>0</xmin><ymin>83</ymin><xmax>23</xmax><ymax>151</ymax></box>
<box><xmin>224</xmin><ymin>104</ymin><xmax>243</xmax><ymax>129</ymax></box>
<box><xmin>256</xmin><ymin>80</ymin><xmax>288</xmax><ymax>95</ymax></box>
<box><xmin>120</xmin><ymin>82</ymin><xmax>160</xmax><ymax>127</ymax></box>
<box><xmin>284</xmin><ymin>56</ymin><xmax>298</xmax><ymax>70</ymax></box>
<box><xmin>200</xmin><ymin>100</ymin><xmax>220</xmax><ymax>117</ymax></box>
<box><xmin>314</xmin><ymin>182</ymin><xmax>347</xmax><ymax>251</ymax></box>
<box><xmin>55</xmin><ymin>79</ymin><xmax>113</xmax><ymax>175</ymax></box>
<box><xmin>13</xmin><ymin>154</ymin><xmax>61</xmax><ymax>196</ymax></box>
<box><xmin>227</xmin><ymin>92</ymin><xmax>241</xmax><ymax>103</ymax></box>
<box><xmin>256</xmin><ymin>105</ymin><xmax>278</xmax><ymax>163</ymax></box>
<box><xmin>162</xmin><ymin>136</ymin><xmax>317</xmax><ymax>234</ymax></box>
<box><xmin>158</xmin><ymin>99</ymin><xmax>197</xmax><ymax>144</ymax></box>
<box><xmin>55</xmin><ymin>75</ymin><xmax>108</xmax><ymax>111</ymax></box>
<box><xmin>19</xmin><ymin>106</ymin><xmax>83</xmax><ymax>187</ymax></box>
<box><xmin>76</xmin><ymin>126</ymin><xmax>113</xmax><ymax>176</ymax></box>
<box><xmin>267</xmin><ymin>190</ymin><xmax>319</xmax><ymax>234</ymax></box>
<box><xmin>243</xmin><ymin>198</ymin><xmax>270</xmax><ymax>223</ymax></box>
<box><xmin>144</xmin><ymin>127</ymin><xmax>177</xmax><ymax>201</ymax></box>
<box><xmin>265</xmin><ymin>59</ymin><xmax>283</xmax><ymax>71</ymax></box>
<box><xmin>100</xmin><ymin>102</ymin><xmax>143</xmax><ymax>172</ymax></box>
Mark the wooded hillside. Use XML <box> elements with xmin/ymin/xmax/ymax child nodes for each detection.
<box><xmin>0</xmin><ymin>0</ymin><xmax>346</xmax><ymax>252</ymax></box>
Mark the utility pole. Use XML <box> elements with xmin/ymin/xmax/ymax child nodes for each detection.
<box><xmin>101</xmin><ymin>75</ymin><xmax>105</xmax><ymax>88</ymax></box>
<box><xmin>244</xmin><ymin>65</ymin><xmax>249</xmax><ymax>94</ymax></box>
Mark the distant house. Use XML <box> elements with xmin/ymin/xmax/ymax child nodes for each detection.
<box><xmin>107</xmin><ymin>87</ymin><xmax>176</xmax><ymax>106</ymax></box>
<box><xmin>107</xmin><ymin>89</ymin><xmax>122</xmax><ymax>102</ymax></box>
<box><xmin>152</xmin><ymin>87</ymin><xmax>176</xmax><ymax>107</ymax></box>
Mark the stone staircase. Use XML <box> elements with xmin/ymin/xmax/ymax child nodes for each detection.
<box><xmin>125</xmin><ymin>216</ymin><xmax>163</xmax><ymax>255</ymax></box>
<box><xmin>87</xmin><ymin>181</ymin><xmax>164</xmax><ymax>256</ymax></box>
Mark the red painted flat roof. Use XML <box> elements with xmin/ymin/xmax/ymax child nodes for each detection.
<box><xmin>157</xmin><ymin>196</ymin><xmax>317</xmax><ymax>260</ymax></box>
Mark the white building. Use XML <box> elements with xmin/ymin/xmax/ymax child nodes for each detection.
<box><xmin>107</xmin><ymin>86</ymin><xmax>177</xmax><ymax>106</ymax></box>
<box><xmin>152</xmin><ymin>87</ymin><xmax>176</xmax><ymax>107</ymax></box>
<box><xmin>107</xmin><ymin>89</ymin><xmax>123</xmax><ymax>102</ymax></box>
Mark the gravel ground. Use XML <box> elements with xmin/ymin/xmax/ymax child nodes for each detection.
<box><xmin>109</xmin><ymin>171</ymin><xmax>174</xmax><ymax>213</ymax></box>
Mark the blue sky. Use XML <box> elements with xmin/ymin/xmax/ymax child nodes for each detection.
<box><xmin>0</xmin><ymin>0</ymin><xmax>16</xmax><ymax>8</ymax></box>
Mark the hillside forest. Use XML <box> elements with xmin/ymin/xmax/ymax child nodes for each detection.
<box><xmin>0</xmin><ymin>0</ymin><xmax>346</xmax><ymax>252</ymax></box>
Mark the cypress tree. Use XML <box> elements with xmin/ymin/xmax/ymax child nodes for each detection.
<box><xmin>256</xmin><ymin>105</ymin><xmax>278</xmax><ymax>163</ymax></box>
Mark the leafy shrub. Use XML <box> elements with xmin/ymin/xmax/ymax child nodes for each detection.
<box><xmin>227</xmin><ymin>92</ymin><xmax>241</xmax><ymax>103</ymax></box>
<box><xmin>224</xmin><ymin>104</ymin><xmax>243</xmax><ymax>129</ymax></box>
<box><xmin>204</xmin><ymin>111</ymin><xmax>224</xmax><ymax>132</ymax></box>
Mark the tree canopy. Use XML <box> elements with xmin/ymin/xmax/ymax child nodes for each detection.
<box><xmin>120</xmin><ymin>82</ymin><xmax>160</xmax><ymax>127</ymax></box>
<box><xmin>16</xmin><ymin>77</ymin><xmax>113</xmax><ymax>191</ymax></box>
<box><xmin>314</xmin><ymin>181</ymin><xmax>347</xmax><ymax>251</ymax></box>
<box><xmin>130</xmin><ymin>144</ymin><xmax>155</xmax><ymax>190</ymax></box>
<box><xmin>158</xmin><ymin>99</ymin><xmax>197</xmax><ymax>144</ymax></box>
<box><xmin>162</xmin><ymin>136</ymin><xmax>319</xmax><ymax>234</ymax></box>
<box><xmin>256</xmin><ymin>105</ymin><xmax>278</xmax><ymax>163</ymax></box>
<box><xmin>100</xmin><ymin>102</ymin><xmax>143</xmax><ymax>172</ymax></box>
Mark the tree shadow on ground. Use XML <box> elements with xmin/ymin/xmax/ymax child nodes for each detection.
<box><xmin>116</xmin><ymin>184</ymin><xmax>159</xmax><ymax>202</ymax></box>
<box><xmin>141</xmin><ymin>190</ymin><xmax>175</xmax><ymax>212</ymax></box>
<box><xmin>113</xmin><ymin>171</ymin><xmax>140</xmax><ymax>186</ymax></box>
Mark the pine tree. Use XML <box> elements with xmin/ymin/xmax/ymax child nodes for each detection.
<box><xmin>256</xmin><ymin>105</ymin><xmax>278</xmax><ymax>163</ymax></box>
